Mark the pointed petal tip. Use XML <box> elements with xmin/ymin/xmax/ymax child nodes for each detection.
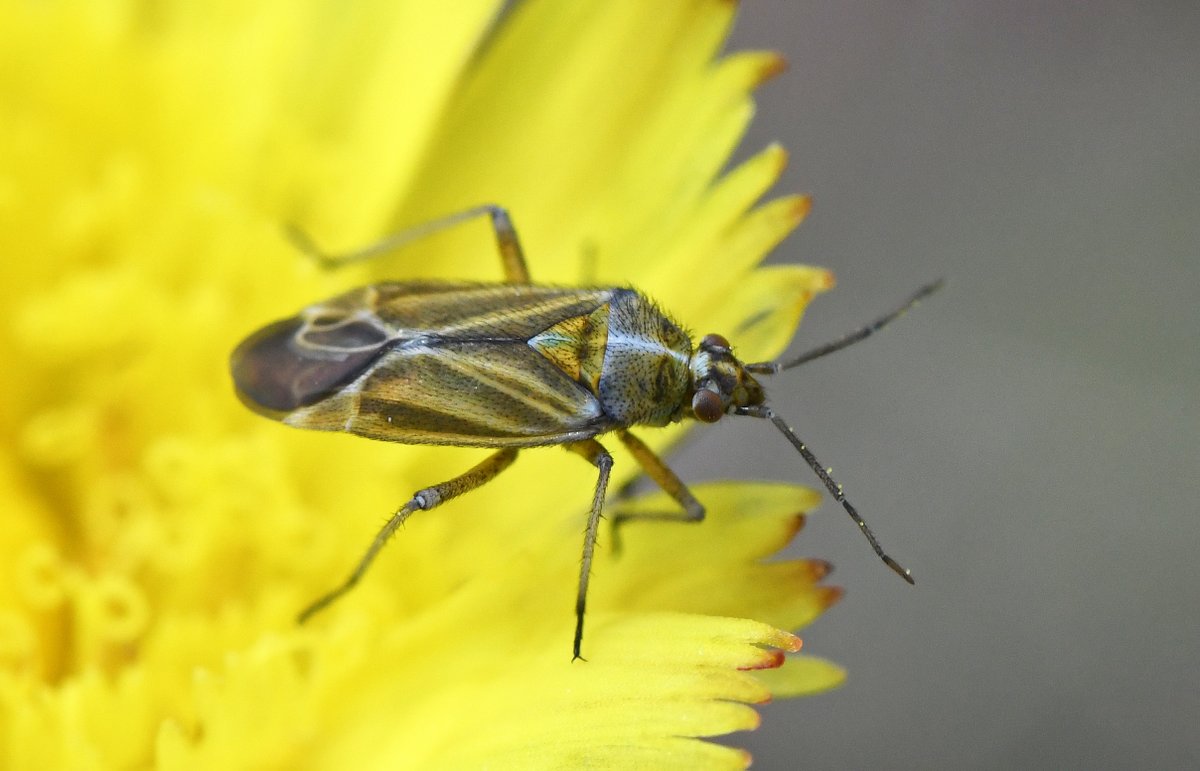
<box><xmin>757</xmin><ymin>142</ymin><xmax>790</xmax><ymax>178</ymax></box>
<box><xmin>761</xmin><ymin>193</ymin><xmax>812</xmax><ymax>234</ymax></box>
<box><xmin>754</xmin><ymin>53</ymin><xmax>789</xmax><ymax>86</ymax></box>
<box><xmin>785</xmin><ymin>512</ymin><xmax>807</xmax><ymax>539</ymax></box>
<box><xmin>790</xmin><ymin>194</ymin><xmax>812</xmax><ymax>223</ymax></box>
<box><xmin>738</xmin><ymin>647</ymin><xmax>786</xmax><ymax>672</ymax></box>
<box><xmin>768</xmin><ymin>629</ymin><xmax>803</xmax><ymax>653</ymax></box>
<box><xmin>818</xmin><ymin>585</ymin><xmax>845</xmax><ymax>610</ymax></box>
<box><xmin>807</xmin><ymin>558</ymin><xmax>834</xmax><ymax>581</ymax></box>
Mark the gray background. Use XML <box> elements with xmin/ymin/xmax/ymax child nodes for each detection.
<box><xmin>688</xmin><ymin>3</ymin><xmax>1199</xmax><ymax>769</ymax></box>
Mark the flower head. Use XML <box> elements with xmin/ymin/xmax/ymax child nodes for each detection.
<box><xmin>1</xmin><ymin>1</ymin><xmax>844</xmax><ymax>767</ymax></box>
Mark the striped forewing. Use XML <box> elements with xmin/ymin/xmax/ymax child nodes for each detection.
<box><xmin>282</xmin><ymin>283</ymin><xmax>619</xmax><ymax>446</ymax></box>
<box><xmin>338</xmin><ymin>282</ymin><xmax>618</xmax><ymax>340</ymax></box>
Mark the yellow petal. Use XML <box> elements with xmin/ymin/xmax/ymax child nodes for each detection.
<box><xmin>753</xmin><ymin>654</ymin><xmax>848</xmax><ymax>699</ymax></box>
<box><xmin>1</xmin><ymin>1</ymin><xmax>851</xmax><ymax>766</ymax></box>
<box><xmin>603</xmin><ymin>482</ymin><xmax>841</xmax><ymax>631</ymax></box>
<box><xmin>710</xmin><ymin>263</ymin><xmax>836</xmax><ymax>363</ymax></box>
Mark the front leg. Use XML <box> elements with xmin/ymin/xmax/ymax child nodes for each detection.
<box><xmin>608</xmin><ymin>429</ymin><xmax>705</xmax><ymax>554</ymax></box>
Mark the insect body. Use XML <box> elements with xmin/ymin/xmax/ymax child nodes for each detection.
<box><xmin>236</xmin><ymin>283</ymin><xmax>694</xmax><ymax>442</ymax></box>
<box><xmin>231</xmin><ymin>205</ymin><xmax>939</xmax><ymax>659</ymax></box>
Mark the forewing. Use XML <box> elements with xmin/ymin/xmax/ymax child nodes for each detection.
<box><xmin>284</xmin><ymin>339</ymin><xmax>612</xmax><ymax>447</ymax></box>
<box><xmin>234</xmin><ymin>281</ymin><xmax>620</xmax><ymax>445</ymax></box>
<box><xmin>366</xmin><ymin>282</ymin><xmax>616</xmax><ymax>340</ymax></box>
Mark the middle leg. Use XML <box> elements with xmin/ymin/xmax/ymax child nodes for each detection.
<box><xmin>297</xmin><ymin>447</ymin><xmax>519</xmax><ymax>624</ymax></box>
<box><xmin>564</xmin><ymin>438</ymin><xmax>614</xmax><ymax>661</ymax></box>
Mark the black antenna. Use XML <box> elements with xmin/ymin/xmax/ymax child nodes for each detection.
<box><xmin>746</xmin><ymin>279</ymin><xmax>943</xmax><ymax>374</ymax></box>
<box><xmin>737</xmin><ymin>405</ymin><xmax>914</xmax><ymax>584</ymax></box>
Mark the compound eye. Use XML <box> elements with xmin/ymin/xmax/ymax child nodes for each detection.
<box><xmin>692</xmin><ymin>389</ymin><xmax>724</xmax><ymax>423</ymax></box>
<box><xmin>700</xmin><ymin>333</ymin><xmax>730</xmax><ymax>351</ymax></box>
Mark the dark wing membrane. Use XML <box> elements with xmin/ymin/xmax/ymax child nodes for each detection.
<box><xmin>230</xmin><ymin>314</ymin><xmax>391</xmax><ymax>415</ymax></box>
<box><xmin>360</xmin><ymin>282</ymin><xmax>618</xmax><ymax>341</ymax></box>
<box><xmin>283</xmin><ymin>339</ymin><xmax>613</xmax><ymax>447</ymax></box>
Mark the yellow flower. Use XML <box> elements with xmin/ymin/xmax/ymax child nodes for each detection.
<box><xmin>0</xmin><ymin>1</ymin><xmax>845</xmax><ymax>767</ymax></box>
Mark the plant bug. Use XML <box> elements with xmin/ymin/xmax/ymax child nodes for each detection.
<box><xmin>230</xmin><ymin>205</ymin><xmax>940</xmax><ymax>660</ymax></box>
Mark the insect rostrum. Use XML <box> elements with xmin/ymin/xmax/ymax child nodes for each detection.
<box><xmin>230</xmin><ymin>205</ymin><xmax>938</xmax><ymax>660</ymax></box>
